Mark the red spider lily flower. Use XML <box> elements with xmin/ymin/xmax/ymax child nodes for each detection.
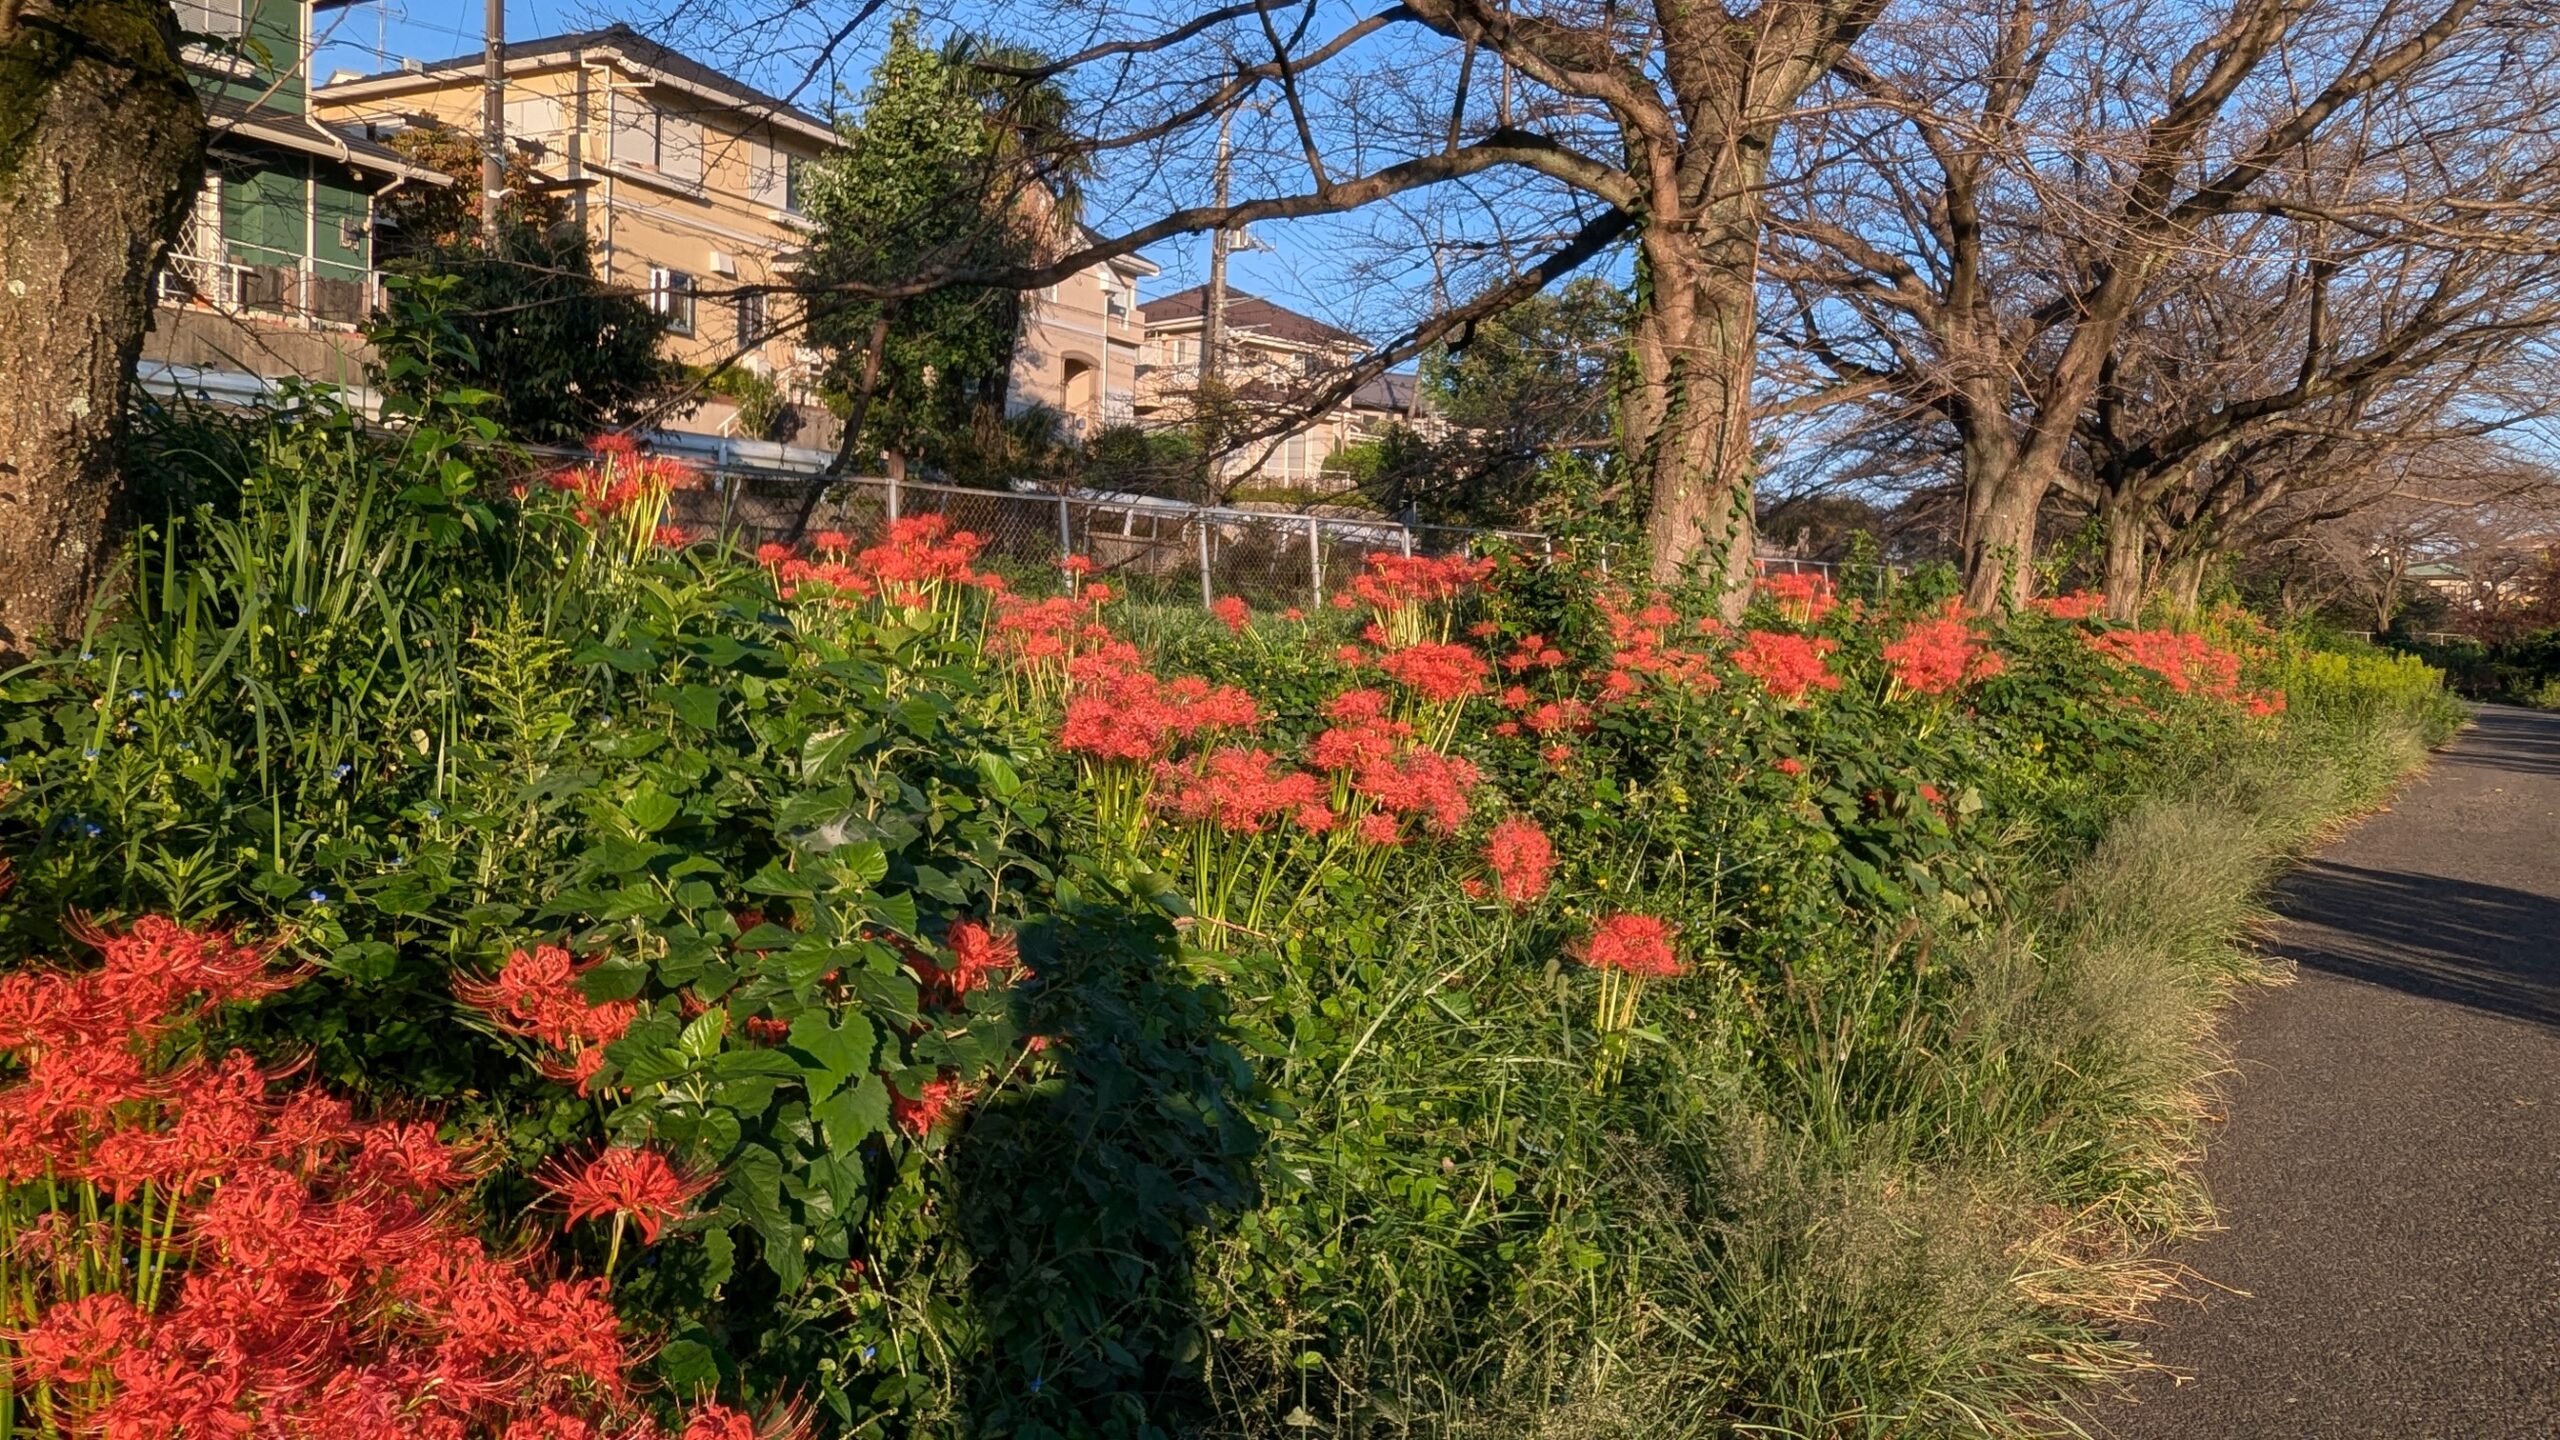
<box><xmin>1881</xmin><ymin>607</ymin><xmax>2006</xmax><ymax>696</ymax></box>
<box><xmin>1541</xmin><ymin>743</ymin><xmax>1573</xmax><ymax>766</ymax></box>
<box><xmin>1294</xmin><ymin>802</ymin><xmax>1339</xmax><ymax>834</ymax></box>
<box><xmin>1282</xmin><ymin>606</ymin><xmax>1305</xmax><ymax>621</ymax></box>
<box><xmin>1355</xmin><ymin>750</ymin><xmax>1481</xmax><ymax>836</ymax></box>
<box><xmin>1485</xmin><ymin>817</ymin><xmax>1555</xmax><ymax>907</ymax></box>
<box><xmin>1354</xmin><ymin>811</ymin><xmax>1405</xmax><ymax>847</ymax></box>
<box><xmin>811</xmin><ymin>530</ymin><xmax>853</xmax><ymax>555</ymax></box>
<box><xmin>891</xmin><ymin>1074</ymin><xmax>968</xmax><ymax>1137</ymax></box>
<box><xmin>2087</xmin><ymin>628</ymin><xmax>2249</xmax><ymax>702</ymax></box>
<box><xmin>1731</xmin><ymin>630</ymin><xmax>1842</xmax><ymax>700</ymax></box>
<box><xmin>755</xmin><ymin>541</ymin><xmax>795</xmax><ymax>566</ymax></box>
<box><xmin>1212</xmin><ymin>595</ymin><xmax>1250</xmax><ymax>632</ymax></box>
<box><xmin>1758</xmin><ymin>571</ymin><xmax>1838</xmax><ymax>625</ymax></box>
<box><xmin>1152</xmin><ymin>749</ymin><xmax>1327</xmax><ymax>833</ymax></box>
<box><xmin>2035</xmin><ymin>590</ymin><xmax>2106</xmax><ymax>620</ymax></box>
<box><xmin>15</xmin><ymin>1291</ymin><xmax>141</xmax><ymax>1386</ymax></box>
<box><xmin>1775</xmin><ymin>756</ymin><xmax>1808</xmax><ymax>777</ymax></box>
<box><xmin>1380</xmin><ymin>642</ymin><xmax>1491</xmax><ymax>704</ymax></box>
<box><xmin>1467</xmin><ymin>620</ymin><xmax>1500</xmax><ymax>638</ymax></box>
<box><xmin>454</xmin><ymin>945</ymin><xmax>636</xmax><ymax>1057</ymax></box>
<box><xmin>1348</xmin><ymin>552</ymin><xmax>1495</xmax><ymax>611</ymax></box>
<box><xmin>352</xmin><ymin>1119</ymin><xmax>482</xmax><ymax>1194</ymax></box>
<box><xmin>918</xmin><ymin>921</ymin><xmax>1019</xmax><ymax>1007</ymax></box>
<box><xmin>1060</xmin><ymin>553</ymin><xmax>1097</xmax><ymax>577</ymax></box>
<box><xmin>540</xmin><ymin>1146</ymin><xmax>715</xmax><ymax>1246</ymax></box>
<box><xmin>655</xmin><ymin>524</ymin><xmax>695</xmax><ymax>549</ymax></box>
<box><xmin>1523</xmin><ymin>698</ymin><xmax>1592</xmax><ymax>736</ymax></box>
<box><xmin>1577</xmin><ymin>914</ymin><xmax>1681</xmax><ymax>978</ymax></box>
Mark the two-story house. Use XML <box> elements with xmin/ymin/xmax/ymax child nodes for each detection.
<box><xmin>144</xmin><ymin>0</ymin><xmax>453</xmax><ymax>396</ymax></box>
<box><xmin>1136</xmin><ymin>286</ymin><xmax>1429</xmax><ymax>490</ymax></box>
<box><xmin>314</xmin><ymin>24</ymin><xmax>838</xmax><ymax>440</ymax></box>
<box><xmin>1006</xmin><ymin>226</ymin><xmax>1158</xmax><ymax>440</ymax></box>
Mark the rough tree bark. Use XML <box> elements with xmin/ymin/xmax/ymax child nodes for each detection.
<box><xmin>0</xmin><ymin>0</ymin><xmax>205</xmax><ymax>654</ymax></box>
<box><xmin>1630</xmin><ymin>197</ymin><xmax>1762</xmax><ymax>607</ymax></box>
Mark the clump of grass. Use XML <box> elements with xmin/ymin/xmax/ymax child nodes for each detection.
<box><xmin>1337</xmin><ymin>698</ymin><xmax>2447</xmax><ymax>1440</ymax></box>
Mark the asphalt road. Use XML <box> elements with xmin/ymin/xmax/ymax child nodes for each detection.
<box><xmin>2105</xmin><ymin>704</ymin><xmax>2560</xmax><ymax>1439</ymax></box>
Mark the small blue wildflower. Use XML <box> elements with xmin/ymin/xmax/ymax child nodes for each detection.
<box><xmin>423</xmin><ymin>804</ymin><xmax>442</xmax><ymax>819</ymax></box>
<box><xmin>79</xmin><ymin>651</ymin><xmax>95</xmax><ymax>662</ymax></box>
<box><xmin>861</xmin><ymin>1346</ymin><xmax>877</xmax><ymax>1362</ymax></box>
<box><xmin>177</xmin><ymin>742</ymin><xmax>193</xmax><ymax>752</ymax></box>
<box><xmin>291</xmin><ymin>604</ymin><xmax>311</xmax><ymax>617</ymax></box>
<box><xmin>1029</xmin><ymin>1376</ymin><xmax>1044</xmax><ymax>1395</ymax></box>
<box><xmin>82</xmin><ymin>823</ymin><xmax>102</xmax><ymax>838</ymax></box>
<box><xmin>126</xmin><ymin>689</ymin><xmax>143</xmax><ymax>701</ymax></box>
<box><xmin>307</xmin><ymin>889</ymin><xmax>328</xmax><ymax>904</ymax></box>
<box><xmin>334</xmin><ymin>763</ymin><xmax>352</xmax><ymax>780</ymax></box>
<box><xmin>165</xmin><ymin>687</ymin><xmax>184</xmax><ymax>701</ymax></box>
<box><xmin>81</xmin><ymin>747</ymin><xmax>99</xmax><ymax>760</ymax></box>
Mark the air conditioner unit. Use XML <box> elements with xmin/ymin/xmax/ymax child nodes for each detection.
<box><xmin>709</xmin><ymin>250</ymin><xmax>738</xmax><ymax>277</ymax></box>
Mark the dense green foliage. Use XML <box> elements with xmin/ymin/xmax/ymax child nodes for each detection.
<box><xmin>369</xmin><ymin>223</ymin><xmax>677</xmax><ymax>443</ymax></box>
<box><xmin>0</xmin><ymin>399</ymin><xmax>2457</xmax><ymax>1437</ymax></box>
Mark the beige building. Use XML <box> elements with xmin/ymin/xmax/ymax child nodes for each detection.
<box><xmin>1007</xmin><ymin>230</ymin><xmax>1158</xmax><ymax>440</ymax></box>
<box><xmin>315</xmin><ymin>24</ymin><xmax>836</xmax><ymax>439</ymax></box>
<box><xmin>1136</xmin><ymin>286</ymin><xmax>1427</xmax><ymax>488</ymax></box>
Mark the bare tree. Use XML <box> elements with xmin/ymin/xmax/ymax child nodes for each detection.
<box><xmin>0</xmin><ymin>0</ymin><xmax>206</xmax><ymax>654</ymax></box>
<box><xmin>1763</xmin><ymin>0</ymin><xmax>2554</xmax><ymax>608</ymax></box>
<box><xmin>646</xmin><ymin>0</ymin><xmax>1897</xmax><ymax>611</ymax></box>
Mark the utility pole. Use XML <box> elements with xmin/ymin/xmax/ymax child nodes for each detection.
<box><xmin>1199</xmin><ymin>107</ymin><xmax>1234</xmax><ymax>390</ymax></box>
<box><xmin>481</xmin><ymin>0</ymin><xmax>506</xmax><ymax>249</ymax></box>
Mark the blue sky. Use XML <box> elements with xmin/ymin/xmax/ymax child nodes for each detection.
<box><xmin>313</xmin><ymin>1</ymin><xmax>1337</xmax><ymax>323</ymax></box>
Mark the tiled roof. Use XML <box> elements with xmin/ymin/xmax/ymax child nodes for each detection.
<box><xmin>1142</xmin><ymin>285</ymin><xmax>1366</xmax><ymax>349</ymax></box>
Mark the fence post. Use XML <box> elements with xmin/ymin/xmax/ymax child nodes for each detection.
<box><xmin>1307</xmin><ymin>515</ymin><xmax>1323</xmax><ymax>607</ymax></box>
<box><xmin>1197</xmin><ymin>515</ymin><xmax>1214</xmax><ymax>610</ymax></box>
<box><xmin>1399</xmin><ymin>526</ymin><xmax>1414</xmax><ymax>559</ymax></box>
<box><xmin>887</xmin><ymin>471</ymin><xmax>901</xmax><ymax>525</ymax></box>
<box><xmin>1056</xmin><ymin>491</ymin><xmax>1072</xmax><ymax>569</ymax></box>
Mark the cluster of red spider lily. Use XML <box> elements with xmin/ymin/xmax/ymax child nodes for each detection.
<box><xmin>2089</xmin><ymin>628</ymin><xmax>2286</xmax><ymax>714</ymax></box>
<box><xmin>535</xmin><ymin>436</ymin><xmax>708</xmax><ymax>563</ymax></box>
<box><xmin>1760</xmin><ymin>571</ymin><xmax>1840</xmax><ymax>626</ymax></box>
<box><xmin>756</xmin><ymin>515</ymin><xmax>1004</xmax><ymax>613</ymax></box>
<box><xmin>453</xmin><ymin>944</ymin><xmax>636</xmax><ymax>1098</ymax></box>
<box><xmin>1342</xmin><ymin>552</ymin><xmax>1498</xmax><ymax>647</ymax></box>
<box><xmin>0</xmin><ymin>916</ymin><xmax>799</xmax><ymax>1440</ymax></box>
<box><xmin>1881</xmin><ymin>604</ymin><xmax>2009</xmax><ymax>698</ymax></box>
<box><xmin>1573</xmin><ymin>913</ymin><xmax>1682</xmax><ymax>1091</ymax></box>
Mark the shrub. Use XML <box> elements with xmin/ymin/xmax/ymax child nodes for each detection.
<box><xmin>0</xmin><ymin>400</ymin><xmax>2456</xmax><ymax>1436</ymax></box>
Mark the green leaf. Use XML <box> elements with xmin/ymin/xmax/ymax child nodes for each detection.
<box><xmin>624</xmin><ymin>784</ymin><xmax>681</xmax><ymax>835</ymax></box>
<box><xmin>667</xmin><ymin>683</ymin><xmax>722</xmax><ymax>731</ymax></box>
<box><xmin>814</xmin><ymin>1073</ymin><xmax>891</xmax><ymax>1148</ymax></box>
<box><xmin>788</xmin><ymin>1012</ymin><xmax>878</xmax><ymax>1101</ymax></box>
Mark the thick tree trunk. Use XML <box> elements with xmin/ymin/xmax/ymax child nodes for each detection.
<box><xmin>2100</xmin><ymin>491</ymin><xmax>2147</xmax><ymax>622</ymax></box>
<box><xmin>2155</xmin><ymin>552</ymin><xmax>2208</xmax><ymax>625</ymax></box>
<box><xmin>1629</xmin><ymin>204</ymin><xmax>1761</xmax><ymax>618</ymax></box>
<box><xmin>1959</xmin><ymin>454</ymin><xmax>2048</xmax><ymax>613</ymax></box>
<box><xmin>0</xmin><ymin>0</ymin><xmax>206</xmax><ymax>654</ymax></box>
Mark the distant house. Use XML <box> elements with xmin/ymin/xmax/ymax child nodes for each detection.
<box><xmin>1006</xmin><ymin>226</ymin><xmax>1158</xmax><ymax>441</ymax></box>
<box><xmin>314</xmin><ymin>24</ymin><xmax>838</xmax><ymax>441</ymax></box>
<box><xmin>143</xmin><ymin>0</ymin><xmax>453</xmax><ymax>397</ymax></box>
<box><xmin>1135</xmin><ymin>286</ymin><xmax>1430</xmax><ymax>489</ymax></box>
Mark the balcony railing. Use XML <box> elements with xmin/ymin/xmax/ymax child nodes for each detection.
<box><xmin>157</xmin><ymin>253</ymin><xmax>378</xmax><ymax>330</ymax></box>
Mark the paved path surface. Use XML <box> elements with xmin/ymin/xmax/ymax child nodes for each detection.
<box><xmin>2107</xmin><ymin>704</ymin><xmax>2560</xmax><ymax>1438</ymax></box>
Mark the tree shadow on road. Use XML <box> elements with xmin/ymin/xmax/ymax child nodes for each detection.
<box><xmin>2435</xmin><ymin>705</ymin><xmax>2560</xmax><ymax>781</ymax></box>
<box><xmin>2270</xmin><ymin>859</ymin><xmax>2560</xmax><ymax>1029</ymax></box>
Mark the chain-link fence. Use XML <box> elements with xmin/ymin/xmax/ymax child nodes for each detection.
<box><xmin>655</xmin><ymin>457</ymin><xmax>1890</xmax><ymax>611</ymax></box>
<box><xmin>670</xmin><ymin>466</ymin><xmax>1556</xmax><ymax>611</ymax></box>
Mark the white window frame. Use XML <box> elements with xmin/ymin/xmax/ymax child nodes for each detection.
<box><xmin>734</xmin><ymin>290</ymin><xmax>768</xmax><ymax>347</ymax></box>
<box><xmin>650</xmin><ymin>267</ymin><xmax>696</xmax><ymax>335</ymax></box>
<box><xmin>174</xmin><ymin>0</ymin><xmax>245</xmax><ymax>37</ymax></box>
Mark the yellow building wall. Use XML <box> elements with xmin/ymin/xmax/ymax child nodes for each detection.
<box><xmin>316</xmin><ymin>60</ymin><xmax>826</xmax><ymax>383</ymax></box>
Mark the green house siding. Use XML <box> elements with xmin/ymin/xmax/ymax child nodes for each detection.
<box><xmin>220</xmin><ymin>160</ymin><xmax>305</xmax><ymax>267</ymax></box>
<box><xmin>210</xmin><ymin>153</ymin><xmax>377</xmax><ymax>325</ymax></box>
<box><xmin>198</xmin><ymin>0</ymin><xmax>309</xmax><ymax>116</ymax></box>
<box><xmin>313</xmin><ymin>174</ymin><xmax>371</xmax><ymax>278</ymax></box>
